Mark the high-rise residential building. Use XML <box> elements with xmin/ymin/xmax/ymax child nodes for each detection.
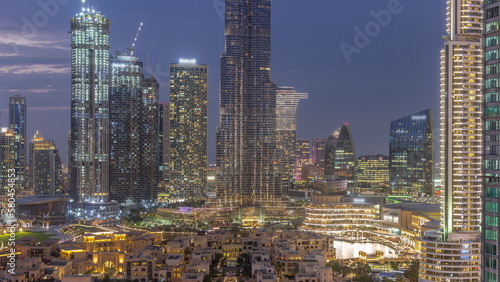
<box><xmin>295</xmin><ymin>139</ymin><xmax>310</xmax><ymax>180</ymax></box>
<box><xmin>108</xmin><ymin>52</ymin><xmax>159</xmax><ymax>205</ymax></box>
<box><xmin>276</xmin><ymin>86</ymin><xmax>308</xmax><ymax>181</ymax></box>
<box><xmin>69</xmin><ymin>7</ymin><xmax>110</xmax><ymax>206</ymax></box>
<box><xmin>169</xmin><ymin>60</ymin><xmax>208</xmax><ymax>200</ymax></box>
<box><xmin>0</xmin><ymin>127</ymin><xmax>15</xmax><ymax>193</ymax></box>
<box><xmin>324</xmin><ymin>124</ymin><xmax>356</xmax><ymax>192</ymax></box>
<box><xmin>311</xmin><ymin>138</ymin><xmax>327</xmax><ymax>168</ymax></box>
<box><xmin>9</xmin><ymin>96</ymin><xmax>26</xmax><ymax>187</ymax></box>
<box><xmin>419</xmin><ymin>1</ymin><xmax>483</xmax><ymax>281</ymax></box>
<box><xmin>141</xmin><ymin>76</ymin><xmax>160</xmax><ymax>203</ymax></box>
<box><xmin>28</xmin><ymin>131</ymin><xmax>62</xmax><ymax>196</ymax></box>
<box><xmin>158</xmin><ymin>103</ymin><xmax>170</xmax><ymax>185</ymax></box>
<box><xmin>357</xmin><ymin>155</ymin><xmax>389</xmax><ymax>194</ymax></box>
<box><xmin>389</xmin><ymin>109</ymin><xmax>434</xmax><ymax>196</ymax></box>
<box><xmin>216</xmin><ymin>0</ymin><xmax>281</xmax><ymax>206</ymax></box>
<box><xmin>109</xmin><ymin>51</ymin><xmax>143</xmax><ymax>204</ymax></box>
<box><xmin>484</xmin><ymin>2</ymin><xmax>500</xmax><ymax>281</ymax></box>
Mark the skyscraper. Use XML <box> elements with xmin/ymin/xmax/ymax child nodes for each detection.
<box><xmin>419</xmin><ymin>1</ymin><xmax>483</xmax><ymax>280</ymax></box>
<box><xmin>169</xmin><ymin>60</ymin><xmax>208</xmax><ymax>200</ymax></box>
<box><xmin>276</xmin><ymin>86</ymin><xmax>308</xmax><ymax>181</ymax></box>
<box><xmin>0</xmin><ymin>127</ymin><xmax>15</xmax><ymax>193</ymax></box>
<box><xmin>9</xmin><ymin>96</ymin><xmax>26</xmax><ymax>187</ymax></box>
<box><xmin>28</xmin><ymin>131</ymin><xmax>63</xmax><ymax>196</ymax></box>
<box><xmin>295</xmin><ymin>139</ymin><xmax>310</xmax><ymax>180</ymax></box>
<box><xmin>141</xmin><ymin>76</ymin><xmax>160</xmax><ymax>203</ymax></box>
<box><xmin>484</xmin><ymin>1</ymin><xmax>500</xmax><ymax>281</ymax></box>
<box><xmin>311</xmin><ymin>138</ymin><xmax>327</xmax><ymax>168</ymax></box>
<box><xmin>216</xmin><ymin>0</ymin><xmax>281</xmax><ymax>206</ymax></box>
<box><xmin>324</xmin><ymin>124</ymin><xmax>356</xmax><ymax>192</ymax></box>
<box><xmin>69</xmin><ymin>7</ymin><xmax>110</xmax><ymax>206</ymax></box>
<box><xmin>109</xmin><ymin>51</ymin><xmax>144</xmax><ymax>204</ymax></box>
<box><xmin>389</xmin><ymin>109</ymin><xmax>434</xmax><ymax>196</ymax></box>
<box><xmin>158</xmin><ymin>103</ymin><xmax>170</xmax><ymax>185</ymax></box>
<box><xmin>357</xmin><ymin>155</ymin><xmax>389</xmax><ymax>194</ymax></box>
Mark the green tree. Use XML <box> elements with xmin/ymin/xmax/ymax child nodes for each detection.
<box><xmin>404</xmin><ymin>260</ymin><xmax>419</xmax><ymax>282</ymax></box>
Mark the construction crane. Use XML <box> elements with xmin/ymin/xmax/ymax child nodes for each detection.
<box><xmin>128</xmin><ymin>22</ymin><xmax>143</xmax><ymax>57</ymax></box>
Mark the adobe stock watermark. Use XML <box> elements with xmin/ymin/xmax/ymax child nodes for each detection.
<box><xmin>5</xmin><ymin>168</ymin><xmax>17</xmax><ymax>275</ymax></box>
<box><xmin>340</xmin><ymin>0</ymin><xmax>405</xmax><ymax>64</ymax></box>
<box><xmin>7</xmin><ymin>0</ymin><xmax>70</xmax><ymax>53</ymax></box>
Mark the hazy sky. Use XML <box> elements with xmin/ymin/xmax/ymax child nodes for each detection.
<box><xmin>0</xmin><ymin>0</ymin><xmax>445</xmax><ymax>162</ymax></box>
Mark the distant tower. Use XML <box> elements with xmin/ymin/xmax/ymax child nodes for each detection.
<box><xmin>295</xmin><ymin>139</ymin><xmax>310</xmax><ymax>180</ymax></box>
<box><xmin>419</xmin><ymin>0</ymin><xmax>483</xmax><ymax>280</ymax></box>
<box><xmin>141</xmin><ymin>76</ymin><xmax>160</xmax><ymax>203</ymax></box>
<box><xmin>357</xmin><ymin>155</ymin><xmax>389</xmax><ymax>194</ymax></box>
<box><xmin>29</xmin><ymin>131</ymin><xmax>63</xmax><ymax>196</ymax></box>
<box><xmin>169</xmin><ymin>60</ymin><xmax>208</xmax><ymax>200</ymax></box>
<box><xmin>276</xmin><ymin>86</ymin><xmax>308</xmax><ymax>182</ymax></box>
<box><xmin>324</xmin><ymin>124</ymin><xmax>356</xmax><ymax>191</ymax></box>
<box><xmin>9</xmin><ymin>96</ymin><xmax>26</xmax><ymax>187</ymax></box>
<box><xmin>216</xmin><ymin>0</ymin><xmax>281</xmax><ymax>206</ymax></box>
<box><xmin>69</xmin><ymin>7</ymin><xmax>110</xmax><ymax>205</ymax></box>
<box><xmin>0</xmin><ymin>127</ymin><xmax>15</xmax><ymax>193</ymax></box>
<box><xmin>389</xmin><ymin>109</ymin><xmax>433</xmax><ymax>196</ymax></box>
<box><xmin>157</xmin><ymin>102</ymin><xmax>170</xmax><ymax>202</ymax></box>
<box><xmin>311</xmin><ymin>138</ymin><xmax>327</xmax><ymax>168</ymax></box>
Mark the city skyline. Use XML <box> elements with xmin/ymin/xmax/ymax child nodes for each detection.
<box><xmin>0</xmin><ymin>1</ymin><xmax>444</xmax><ymax>162</ymax></box>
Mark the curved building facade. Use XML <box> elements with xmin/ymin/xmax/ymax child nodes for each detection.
<box><xmin>324</xmin><ymin>124</ymin><xmax>356</xmax><ymax>192</ymax></box>
<box><xmin>389</xmin><ymin>109</ymin><xmax>433</xmax><ymax>196</ymax></box>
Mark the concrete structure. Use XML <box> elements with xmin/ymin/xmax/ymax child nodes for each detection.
<box><xmin>419</xmin><ymin>0</ymin><xmax>483</xmax><ymax>281</ymax></box>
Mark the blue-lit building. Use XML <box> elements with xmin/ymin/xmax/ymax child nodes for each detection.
<box><xmin>389</xmin><ymin>109</ymin><xmax>433</xmax><ymax>196</ymax></box>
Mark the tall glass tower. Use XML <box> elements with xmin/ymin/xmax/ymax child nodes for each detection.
<box><xmin>389</xmin><ymin>109</ymin><xmax>433</xmax><ymax>196</ymax></box>
<box><xmin>419</xmin><ymin>0</ymin><xmax>483</xmax><ymax>281</ymax></box>
<box><xmin>324</xmin><ymin>124</ymin><xmax>356</xmax><ymax>192</ymax></box>
<box><xmin>276</xmin><ymin>86</ymin><xmax>308</xmax><ymax>182</ymax></box>
<box><xmin>216</xmin><ymin>0</ymin><xmax>281</xmax><ymax>206</ymax></box>
<box><xmin>169</xmin><ymin>60</ymin><xmax>208</xmax><ymax>200</ymax></box>
<box><xmin>109</xmin><ymin>52</ymin><xmax>143</xmax><ymax>204</ymax></box>
<box><xmin>69</xmin><ymin>7</ymin><xmax>110</xmax><ymax>205</ymax></box>
<box><xmin>29</xmin><ymin>131</ymin><xmax>63</xmax><ymax>196</ymax></box>
<box><xmin>9</xmin><ymin>96</ymin><xmax>26</xmax><ymax>187</ymax></box>
<box><xmin>483</xmin><ymin>1</ymin><xmax>500</xmax><ymax>281</ymax></box>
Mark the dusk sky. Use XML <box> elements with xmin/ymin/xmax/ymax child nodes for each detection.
<box><xmin>0</xmin><ymin>0</ymin><xmax>445</xmax><ymax>162</ymax></box>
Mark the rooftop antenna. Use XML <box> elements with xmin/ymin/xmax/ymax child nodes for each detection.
<box><xmin>81</xmin><ymin>0</ymin><xmax>85</xmax><ymax>11</ymax></box>
<box><xmin>128</xmin><ymin>22</ymin><xmax>143</xmax><ymax>56</ymax></box>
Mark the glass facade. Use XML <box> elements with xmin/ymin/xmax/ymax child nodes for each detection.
<box><xmin>484</xmin><ymin>0</ymin><xmax>500</xmax><ymax>280</ymax></box>
<box><xmin>324</xmin><ymin>124</ymin><xmax>356</xmax><ymax>192</ymax></box>
<box><xmin>216</xmin><ymin>0</ymin><xmax>281</xmax><ymax>206</ymax></box>
<box><xmin>420</xmin><ymin>1</ymin><xmax>482</xmax><ymax>281</ymax></box>
<box><xmin>357</xmin><ymin>155</ymin><xmax>389</xmax><ymax>194</ymax></box>
<box><xmin>9</xmin><ymin>96</ymin><xmax>26</xmax><ymax>187</ymax></box>
<box><xmin>295</xmin><ymin>139</ymin><xmax>310</xmax><ymax>180</ymax></box>
<box><xmin>389</xmin><ymin>109</ymin><xmax>434</xmax><ymax>196</ymax></box>
<box><xmin>28</xmin><ymin>131</ymin><xmax>63</xmax><ymax>196</ymax></box>
<box><xmin>276</xmin><ymin>86</ymin><xmax>308</xmax><ymax>182</ymax></box>
<box><xmin>0</xmin><ymin>128</ymin><xmax>15</xmax><ymax>194</ymax></box>
<box><xmin>311</xmin><ymin>138</ymin><xmax>327</xmax><ymax>168</ymax></box>
<box><xmin>69</xmin><ymin>9</ymin><xmax>110</xmax><ymax>205</ymax></box>
<box><xmin>169</xmin><ymin>62</ymin><xmax>208</xmax><ymax>200</ymax></box>
<box><xmin>108</xmin><ymin>52</ymin><xmax>159</xmax><ymax>204</ymax></box>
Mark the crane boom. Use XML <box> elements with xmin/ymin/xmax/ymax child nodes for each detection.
<box><xmin>129</xmin><ymin>22</ymin><xmax>143</xmax><ymax>56</ymax></box>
